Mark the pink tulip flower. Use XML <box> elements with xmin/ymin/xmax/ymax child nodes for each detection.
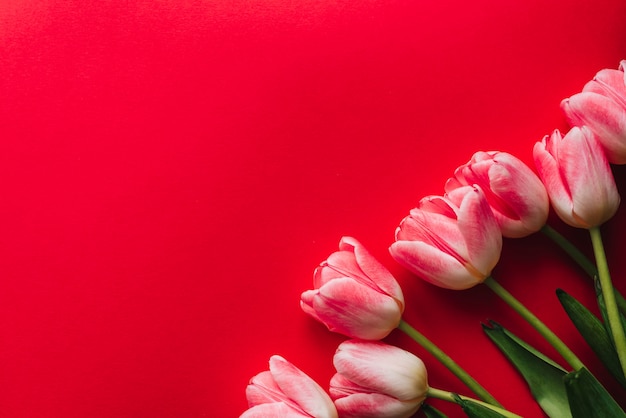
<box><xmin>301</xmin><ymin>236</ymin><xmax>404</xmax><ymax>340</ymax></box>
<box><xmin>389</xmin><ymin>185</ymin><xmax>502</xmax><ymax>290</ymax></box>
<box><xmin>561</xmin><ymin>60</ymin><xmax>626</xmax><ymax>164</ymax></box>
<box><xmin>445</xmin><ymin>151</ymin><xmax>549</xmax><ymax>238</ymax></box>
<box><xmin>241</xmin><ymin>355</ymin><xmax>338</xmax><ymax>418</ymax></box>
<box><xmin>533</xmin><ymin>127</ymin><xmax>620</xmax><ymax>228</ymax></box>
<box><xmin>330</xmin><ymin>340</ymin><xmax>428</xmax><ymax>418</ymax></box>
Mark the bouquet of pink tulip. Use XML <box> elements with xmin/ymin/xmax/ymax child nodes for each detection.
<box><xmin>239</xmin><ymin>61</ymin><xmax>626</xmax><ymax>418</ymax></box>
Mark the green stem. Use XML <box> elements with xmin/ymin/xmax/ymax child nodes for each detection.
<box><xmin>589</xmin><ymin>226</ymin><xmax>626</xmax><ymax>378</ymax></box>
<box><xmin>541</xmin><ymin>224</ymin><xmax>597</xmax><ymax>277</ymax></box>
<box><xmin>397</xmin><ymin>319</ymin><xmax>502</xmax><ymax>407</ymax></box>
<box><xmin>483</xmin><ymin>276</ymin><xmax>585</xmax><ymax>371</ymax></box>
<box><xmin>541</xmin><ymin>224</ymin><xmax>626</xmax><ymax>316</ymax></box>
<box><xmin>427</xmin><ymin>387</ymin><xmax>522</xmax><ymax>418</ymax></box>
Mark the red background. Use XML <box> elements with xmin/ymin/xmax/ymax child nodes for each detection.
<box><xmin>1</xmin><ymin>1</ymin><xmax>626</xmax><ymax>417</ymax></box>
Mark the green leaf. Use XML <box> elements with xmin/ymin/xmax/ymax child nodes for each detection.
<box><xmin>564</xmin><ymin>367</ymin><xmax>626</xmax><ymax>418</ymax></box>
<box><xmin>594</xmin><ymin>280</ymin><xmax>626</xmax><ymax>345</ymax></box>
<box><xmin>451</xmin><ymin>394</ymin><xmax>509</xmax><ymax>418</ymax></box>
<box><xmin>483</xmin><ymin>320</ymin><xmax>571</xmax><ymax>418</ymax></box>
<box><xmin>557</xmin><ymin>288</ymin><xmax>626</xmax><ymax>388</ymax></box>
<box><xmin>421</xmin><ymin>403</ymin><xmax>448</xmax><ymax>418</ymax></box>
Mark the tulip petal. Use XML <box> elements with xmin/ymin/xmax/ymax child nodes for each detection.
<box><xmin>389</xmin><ymin>240</ymin><xmax>482</xmax><ymax>289</ymax></box>
<box><xmin>395</xmin><ymin>210</ymin><xmax>467</xmax><ymax>264</ymax></box>
<box><xmin>562</xmin><ymin>92</ymin><xmax>626</xmax><ymax>164</ymax></box>
<box><xmin>240</xmin><ymin>402</ymin><xmax>310</xmax><ymax>418</ymax></box>
<box><xmin>333</xmin><ymin>393</ymin><xmax>421</xmax><ymax>418</ymax></box>
<box><xmin>300</xmin><ymin>290</ymin><xmax>324</xmax><ymax>322</ymax></box>
<box><xmin>456</xmin><ymin>186</ymin><xmax>502</xmax><ymax>277</ymax></box>
<box><xmin>418</xmin><ymin>195</ymin><xmax>457</xmax><ymax>218</ymax></box>
<box><xmin>303</xmin><ymin>278</ymin><xmax>402</xmax><ymax>339</ymax></box>
<box><xmin>558</xmin><ymin>127</ymin><xmax>619</xmax><ymax>227</ymax></box>
<box><xmin>533</xmin><ymin>133</ymin><xmax>574</xmax><ymax>224</ymax></box>
<box><xmin>584</xmin><ymin>68</ymin><xmax>626</xmax><ymax>109</ymax></box>
<box><xmin>486</xmin><ymin>155</ymin><xmax>549</xmax><ymax>236</ymax></box>
<box><xmin>315</xmin><ymin>250</ymin><xmax>362</xmax><ymax>287</ymax></box>
<box><xmin>339</xmin><ymin>236</ymin><xmax>404</xmax><ymax>306</ymax></box>
<box><xmin>269</xmin><ymin>356</ymin><xmax>337</xmax><ymax>418</ymax></box>
<box><xmin>246</xmin><ymin>370</ymin><xmax>283</xmax><ymax>405</ymax></box>
<box><xmin>333</xmin><ymin>340</ymin><xmax>428</xmax><ymax>402</ymax></box>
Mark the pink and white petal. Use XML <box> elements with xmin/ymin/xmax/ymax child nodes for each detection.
<box><xmin>488</xmin><ymin>158</ymin><xmax>549</xmax><ymax>232</ymax></box>
<box><xmin>562</xmin><ymin>128</ymin><xmax>620</xmax><ymax>226</ymax></box>
<box><xmin>395</xmin><ymin>211</ymin><xmax>463</xmax><ymax>252</ymax></box>
<box><xmin>342</xmin><ymin>236</ymin><xmax>395</xmax><ymax>288</ymax></box>
<box><xmin>334</xmin><ymin>393</ymin><xmax>422</xmax><ymax>418</ymax></box>
<box><xmin>562</xmin><ymin>93</ymin><xmax>626</xmax><ymax>164</ymax></box>
<box><xmin>444</xmin><ymin>172</ymin><xmax>468</xmax><ymax>192</ymax></box>
<box><xmin>443</xmin><ymin>186</ymin><xmax>474</xmax><ymax>209</ymax></box>
<box><xmin>311</xmin><ymin>278</ymin><xmax>402</xmax><ymax>339</ymax></box>
<box><xmin>270</xmin><ymin>356</ymin><xmax>338</xmax><ymax>418</ymax></box>
<box><xmin>585</xmin><ymin>68</ymin><xmax>626</xmax><ymax>108</ymax></box>
<box><xmin>533</xmin><ymin>136</ymin><xmax>574</xmax><ymax>223</ymax></box>
<box><xmin>456</xmin><ymin>187</ymin><xmax>502</xmax><ymax>276</ymax></box>
<box><xmin>410</xmin><ymin>208</ymin><xmax>469</xmax><ymax>255</ymax></box>
<box><xmin>300</xmin><ymin>290</ymin><xmax>325</xmax><ymax>323</ymax></box>
<box><xmin>329</xmin><ymin>373</ymin><xmax>373</xmax><ymax>399</ymax></box>
<box><xmin>315</xmin><ymin>250</ymin><xmax>362</xmax><ymax>287</ymax></box>
<box><xmin>334</xmin><ymin>340</ymin><xmax>428</xmax><ymax>401</ymax></box>
<box><xmin>340</xmin><ymin>236</ymin><xmax>404</xmax><ymax>304</ymax></box>
<box><xmin>389</xmin><ymin>241</ymin><xmax>482</xmax><ymax>289</ymax></box>
<box><xmin>240</xmin><ymin>402</ymin><xmax>310</xmax><ymax>418</ymax></box>
<box><xmin>246</xmin><ymin>371</ymin><xmax>283</xmax><ymax>406</ymax></box>
<box><xmin>486</xmin><ymin>164</ymin><xmax>525</xmax><ymax>217</ymax></box>
<box><xmin>418</xmin><ymin>195</ymin><xmax>458</xmax><ymax>218</ymax></box>
<box><xmin>460</xmin><ymin>158</ymin><xmax>493</xmax><ymax>188</ymax></box>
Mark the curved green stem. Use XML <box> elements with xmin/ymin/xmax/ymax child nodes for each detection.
<box><xmin>541</xmin><ymin>224</ymin><xmax>626</xmax><ymax>316</ymax></box>
<box><xmin>541</xmin><ymin>224</ymin><xmax>597</xmax><ymax>277</ymax></box>
<box><xmin>589</xmin><ymin>226</ymin><xmax>626</xmax><ymax>378</ymax></box>
<box><xmin>397</xmin><ymin>319</ymin><xmax>502</xmax><ymax>407</ymax></box>
<box><xmin>483</xmin><ymin>276</ymin><xmax>585</xmax><ymax>371</ymax></box>
<box><xmin>427</xmin><ymin>387</ymin><xmax>522</xmax><ymax>418</ymax></box>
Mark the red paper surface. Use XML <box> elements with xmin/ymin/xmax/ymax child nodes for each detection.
<box><xmin>1</xmin><ymin>1</ymin><xmax>626</xmax><ymax>417</ymax></box>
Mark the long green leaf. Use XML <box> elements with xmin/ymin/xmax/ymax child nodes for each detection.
<box><xmin>451</xmin><ymin>394</ymin><xmax>510</xmax><ymax>418</ymax></box>
<box><xmin>422</xmin><ymin>403</ymin><xmax>448</xmax><ymax>418</ymax></box>
<box><xmin>564</xmin><ymin>367</ymin><xmax>626</xmax><ymax>418</ymax></box>
<box><xmin>557</xmin><ymin>288</ymin><xmax>626</xmax><ymax>388</ymax></box>
<box><xmin>595</xmin><ymin>281</ymin><xmax>626</xmax><ymax>345</ymax></box>
<box><xmin>483</xmin><ymin>321</ymin><xmax>571</xmax><ymax>418</ymax></box>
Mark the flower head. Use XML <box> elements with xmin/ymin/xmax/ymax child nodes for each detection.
<box><xmin>241</xmin><ymin>355</ymin><xmax>338</xmax><ymax>418</ymax></box>
<box><xmin>301</xmin><ymin>236</ymin><xmax>405</xmax><ymax>340</ymax></box>
<box><xmin>445</xmin><ymin>151</ymin><xmax>549</xmax><ymax>238</ymax></box>
<box><xmin>533</xmin><ymin>127</ymin><xmax>620</xmax><ymax>228</ymax></box>
<box><xmin>561</xmin><ymin>60</ymin><xmax>626</xmax><ymax>164</ymax></box>
<box><xmin>330</xmin><ymin>340</ymin><xmax>428</xmax><ymax>418</ymax></box>
<box><xmin>389</xmin><ymin>185</ymin><xmax>502</xmax><ymax>290</ymax></box>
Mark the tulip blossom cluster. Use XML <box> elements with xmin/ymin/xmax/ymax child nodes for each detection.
<box><xmin>240</xmin><ymin>60</ymin><xmax>626</xmax><ymax>418</ymax></box>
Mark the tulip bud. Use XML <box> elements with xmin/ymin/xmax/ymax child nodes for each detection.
<box><xmin>445</xmin><ymin>151</ymin><xmax>549</xmax><ymax>238</ymax></box>
<box><xmin>561</xmin><ymin>60</ymin><xmax>626</xmax><ymax>164</ymax></box>
<box><xmin>330</xmin><ymin>340</ymin><xmax>428</xmax><ymax>418</ymax></box>
<box><xmin>301</xmin><ymin>236</ymin><xmax>405</xmax><ymax>340</ymax></box>
<box><xmin>533</xmin><ymin>127</ymin><xmax>620</xmax><ymax>228</ymax></box>
<box><xmin>389</xmin><ymin>186</ymin><xmax>502</xmax><ymax>290</ymax></box>
<box><xmin>241</xmin><ymin>355</ymin><xmax>338</xmax><ymax>418</ymax></box>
